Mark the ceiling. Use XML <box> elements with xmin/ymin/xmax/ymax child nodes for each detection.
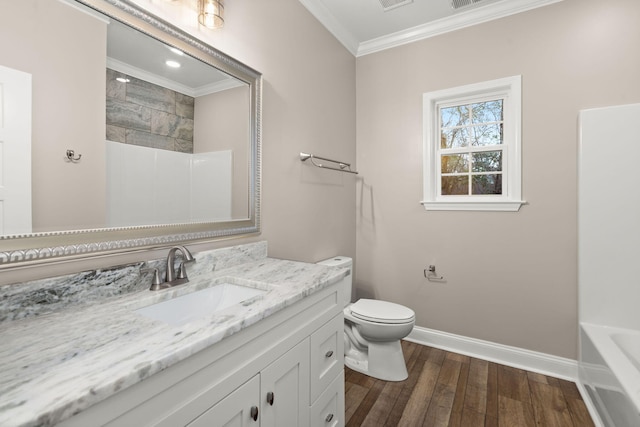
<box><xmin>106</xmin><ymin>18</ymin><xmax>242</xmax><ymax>97</ymax></box>
<box><xmin>298</xmin><ymin>0</ymin><xmax>563</xmax><ymax>57</ymax></box>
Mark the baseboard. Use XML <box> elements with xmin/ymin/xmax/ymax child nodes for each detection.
<box><xmin>406</xmin><ymin>326</ymin><xmax>579</xmax><ymax>381</ymax></box>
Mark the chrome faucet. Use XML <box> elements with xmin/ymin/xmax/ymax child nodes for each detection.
<box><xmin>165</xmin><ymin>245</ymin><xmax>196</xmax><ymax>284</ymax></box>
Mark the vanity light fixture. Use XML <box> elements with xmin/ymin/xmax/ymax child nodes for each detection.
<box><xmin>198</xmin><ymin>0</ymin><xmax>224</xmax><ymax>29</ymax></box>
<box><xmin>115</xmin><ymin>77</ymin><xmax>130</xmax><ymax>83</ymax></box>
<box><xmin>165</xmin><ymin>60</ymin><xmax>181</xmax><ymax>68</ymax></box>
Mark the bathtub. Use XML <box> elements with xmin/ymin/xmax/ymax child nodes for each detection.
<box><xmin>580</xmin><ymin>323</ymin><xmax>640</xmax><ymax>426</ymax></box>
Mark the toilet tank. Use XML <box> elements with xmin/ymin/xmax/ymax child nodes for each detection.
<box><xmin>317</xmin><ymin>256</ymin><xmax>352</xmax><ymax>307</ymax></box>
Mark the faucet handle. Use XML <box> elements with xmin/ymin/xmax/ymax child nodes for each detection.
<box><xmin>177</xmin><ymin>250</ymin><xmax>195</xmax><ymax>280</ymax></box>
<box><xmin>177</xmin><ymin>262</ymin><xmax>190</xmax><ymax>280</ymax></box>
<box><xmin>141</xmin><ymin>267</ymin><xmax>163</xmax><ymax>290</ymax></box>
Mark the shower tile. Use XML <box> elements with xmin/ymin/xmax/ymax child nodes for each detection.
<box><xmin>176</xmin><ymin>93</ymin><xmax>195</xmax><ymax>119</ymax></box>
<box><xmin>106</xmin><ymin>125</ymin><xmax>126</xmax><ymax>143</ymax></box>
<box><xmin>175</xmin><ymin>138</ymin><xmax>194</xmax><ymax>154</ymax></box>
<box><xmin>126</xmin><ymin>129</ymin><xmax>175</xmax><ymax>151</ymax></box>
<box><xmin>151</xmin><ymin>110</ymin><xmax>194</xmax><ymax>141</ymax></box>
<box><xmin>107</xmin><ymin>98</ymin><xmax>151</xmax><ymax>131</ymax></box>
<box><xmin>126</xmin><ymin>77</ymin><xmax>176</xmax><ymax>114</ymax></box>
<box><xmin>106</xmin><ymin>69</ymin><xmax>126</xmax><ymax>101</ymax></box>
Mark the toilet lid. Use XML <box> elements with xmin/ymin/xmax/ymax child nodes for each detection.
<box><xmin>350</xmin><ymin>299</ymin><xmax>415</xmax><ymax>324</ymax></box>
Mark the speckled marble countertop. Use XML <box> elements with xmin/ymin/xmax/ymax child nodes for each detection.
<box><xmin>0</xmin><ymin>248</ymin><xmax>346</xmax><ymax>426</ymax></box>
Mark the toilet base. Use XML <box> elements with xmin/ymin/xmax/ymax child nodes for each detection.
<box><xmin>345</xmin><ymin>339</ymin><xmax>408</xmax><ymax>382</ymax></box>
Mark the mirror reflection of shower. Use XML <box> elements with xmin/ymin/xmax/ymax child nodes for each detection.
<box><xmin>0</xmin><ymin>1</ymin><xmax>252</xmax><ymax>235</ymax></box>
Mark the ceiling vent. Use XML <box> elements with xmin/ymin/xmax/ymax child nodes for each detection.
<box><xmin>451</xmin><ymin>0</ymin><xmax>487</xmax><ymax>9</ymax></box>
<box><xmin>379</xmin><ymin>0</ymin><xmax>413</xmax><ymax>12</ymax></box>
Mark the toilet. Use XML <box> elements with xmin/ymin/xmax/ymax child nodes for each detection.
<box><xmin>317</xmin><ymin>256</ymin><xmax>415</xmax><ymax>381</ymax></box>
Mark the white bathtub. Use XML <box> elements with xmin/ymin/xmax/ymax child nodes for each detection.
<box><xmin>580</xmin><ymin>323</ymin><xmax>640</xmax><ymax>426</ymax></box>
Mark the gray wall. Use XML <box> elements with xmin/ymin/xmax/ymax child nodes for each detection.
<box><xmin>194</xmin><ymin>86</ymin><xmax>250</xmax><ymax>219</ymax></box>
<box><xmin>355</xmin><ymin>0</ymin><xmax>640</xmax><ymax>359</ymax></box>
<box><xmin>0</xmin><ymin>0</ymin><xmax>107</xmax><ymax>232</ymax></box>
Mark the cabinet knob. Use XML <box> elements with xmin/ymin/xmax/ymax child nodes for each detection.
<box><xmin>325</xmin><ymin>413</ymin><xmax>334</xmax><ymax>423</ymax></box>
<box><xmin>250</xmin><ymin>406</ymin><xmax>259</xmax><ymax>422</ymax></box>
<box><xmin>266</xmin><ymin>391</ymin><xmax>275</xmax><ymax>406</ymax></box>
<box><xmin>325</xmin><ymin>350</ymin><xmax>334</xmax><ymax>358</ymax></box>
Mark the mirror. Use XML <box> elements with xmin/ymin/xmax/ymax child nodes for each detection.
<box><xmin>0</xmin><ymin>0</ymin><xmax>261</xmax><ymax>266</ymax></box>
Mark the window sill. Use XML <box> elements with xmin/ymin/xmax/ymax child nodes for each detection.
<box><xmin>420</xmin><ymin>200</ymin><xmax>526</xmax><ymax>212</ymax></box>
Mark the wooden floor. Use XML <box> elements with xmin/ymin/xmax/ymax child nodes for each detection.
<box><xmin>345</xmin><ymin>341</ymin><xmax>594</xmax><ymax>427</ymax></box>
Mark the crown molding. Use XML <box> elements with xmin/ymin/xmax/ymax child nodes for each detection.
<box><xmin>298</xmin><ymin>0</ymin><xmax>360</xmax><ymax>56</ymax></box>
<box><xmin>358</xmin><ymin>0</ymin><xmax>563</xmax><ymax>56</ymax></box>
<box><xmin>192</xmin><ymin>78</ymin><xmax>246</xmax><ymax>98</ymax></box>
<box><xmin>299</xmin><ymin>0</ymin><xmax>564</xmax><ymax>58</ymax></box>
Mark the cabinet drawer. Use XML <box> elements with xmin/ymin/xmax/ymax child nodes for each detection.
<box><xmin>310</xmin><ymin>370</ymin><xmax>344</xmax><ymax>427</ymax></box>
<box><xmin>309</xmin><ymin>313</ymin><xmax>344</xmax><ymax>404</ymax></box>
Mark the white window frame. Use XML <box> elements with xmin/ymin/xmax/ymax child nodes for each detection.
<box><xmin>422</xmin><ymin>76</ymin><xmax>525</xmax><ymax>211</ymax></box>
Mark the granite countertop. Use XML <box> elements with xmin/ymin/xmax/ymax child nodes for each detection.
<box><xmin>0</xmin><ymin>256</ymin><xmax>346</xmax><ymax>426</ymax></box>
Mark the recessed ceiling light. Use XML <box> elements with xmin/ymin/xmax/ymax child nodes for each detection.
<box><xmin>116</xmin><ymin>77</ymin><xmax>130</xmax><ymax>83</ymax></box>
<box><xmin>166</xmin><ymin>60</ymin><xmax>181</xmax><ymax>68</ymax></box>
<box><xmin>169</xmin><ymin>47</ymin><xmax>184</xmax><ymax>56</ymax></box>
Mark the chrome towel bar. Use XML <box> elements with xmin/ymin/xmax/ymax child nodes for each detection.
<box><xmin>300</xmin><ymin>152</ymin><xmax>358</xmax><ymax>174</ymax></box>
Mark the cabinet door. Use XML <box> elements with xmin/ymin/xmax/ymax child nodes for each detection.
<box><xmin>310</xmin><ymin>314</ymin><xmax>344</xmax><ymax>404</ymax></box>
<box><xmin>261</xmin><ymin>339</ymin><xmax>310</xmax><ymax>427</ymax></box>
<box><xmin>310</xmin><ymin>370</ymin><xmax>345</xmax><ymax>427</ymax></box>
<box><xmin>188</xmin><ymin>375</ymin><xmax>260</xmax><ymax>427</ymax></box>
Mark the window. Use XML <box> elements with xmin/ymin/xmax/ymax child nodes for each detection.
<box><xmin>422</xmin><ymin>76</ymin><xmax>524</xmax><ymax>211</ymax></box>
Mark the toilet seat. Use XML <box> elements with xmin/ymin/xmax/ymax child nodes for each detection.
<box><xmin>349</xmin><ymin>299</ymin><xmax>415</xmax><ymax>324</ymax></box>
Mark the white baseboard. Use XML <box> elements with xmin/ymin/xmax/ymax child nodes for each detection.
<box><xmin>406</xmin><ymin>326</ymin><xmax>579</xmax><ymax>381</ymax></box>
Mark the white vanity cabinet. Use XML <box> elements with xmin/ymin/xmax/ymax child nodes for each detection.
<box><xmin>189</xmin><ymin>375</ymin><xmax>260</xmax><ymax>426</ymax></box>
<box><xmin>60</xmin><ymin>279</ymin><xmax>345</xmax><ymax>427</ymax></box>
<box><xmin>191</xmin><ymin>339</ymin><xmax>310</xmax><ymax>427</ymax></box>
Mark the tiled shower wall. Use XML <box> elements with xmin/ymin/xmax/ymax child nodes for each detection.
<box><xmin>106</xmin><ymin>68</ymin><xmax>195</xmax><ymax>153</ymax></box>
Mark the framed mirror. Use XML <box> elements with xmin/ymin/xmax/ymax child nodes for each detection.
<box><xmin>0</xmin><ymin>0</ymin><xmax>261</xmax><ymax>267</ymax></box>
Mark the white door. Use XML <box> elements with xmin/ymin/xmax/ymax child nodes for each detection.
<box><xmin>0</xmin><ymin>65</ymin><xmax>32</xmax><ymax>235</ymax></box>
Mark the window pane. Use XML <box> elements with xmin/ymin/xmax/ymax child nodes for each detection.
<box><xmin>442</xmin><ymin>176</ymin><xmax>468</xmax><ymax>195</ymax></box>
<box><xmin>472</xmin><ymin>174</ymin><xmax>502</xmax><ymax>195</ymax></box>
<box><xmin>441</xmin><ymin>154</ymin><xmax>468</xmax><ymax>173</ymax></box>
<box><xmin>472</xmin><ymin>151</ymin><xmax>502</xmax><ymax>172</ymax></box>
<box><xmin>471</xmin><ymin>123</ymin><xmax>502</xmax><ymax>146</ymax></box>
<box><xmin>441</xmin><ymin>105</ymin><xmax>469</xmax><ymax>128</ymax></box>
<box><xmin>472</xmin><ymin>100</ymin><xmax>503</xmax><ymax>123</ymax></box>
<box><xmin>441</xmin><ymin>127</ymin><xmax>469</xmax><ymax>148</ymax></box>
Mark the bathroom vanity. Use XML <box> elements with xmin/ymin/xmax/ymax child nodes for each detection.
<box><xmin>0</xmin><ymin>242</ymin><xmax>346</xmax><ymax>426</ymax></box>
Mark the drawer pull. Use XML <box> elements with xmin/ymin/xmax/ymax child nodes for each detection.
<box><xmin>267</xmin><ymin>391</ymin><xmax>275</xmax><ymax>406</ymax></box>
<box><xmin>250</xmin><ymin>406</ymin><xmax>259</xmax><ymax>422</ymax></box>
<box><xmin>325</xmin><ymin>350</ymin><xmax>334</xmax><ymax>358</ymax></box>
<box><xmin>325</xmin><ymin>413</ymin><xmax>334</xmax><ymax>423</ymax></box>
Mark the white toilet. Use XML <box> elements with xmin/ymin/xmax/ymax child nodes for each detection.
<box><xmin>317</xmin><ymin>256</ymin><xmax>415</xmax><ymax>381</ymax></box>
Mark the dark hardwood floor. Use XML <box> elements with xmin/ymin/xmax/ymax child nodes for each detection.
<box><xmin>345</xmin><ymin>341</ymin><xmax>594</xmax><ymax>427</ymax></box>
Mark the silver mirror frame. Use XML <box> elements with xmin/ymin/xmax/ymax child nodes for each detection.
<box><xmin>0</xmin><ymin>0</ymin><xmax>261</xmax><ymax>268</ymax></box>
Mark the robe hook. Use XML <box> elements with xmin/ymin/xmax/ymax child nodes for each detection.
<box><xmin>66</xmin><ymin>149</ymin><xmax>82</xmax><ymax>162</ymax></box>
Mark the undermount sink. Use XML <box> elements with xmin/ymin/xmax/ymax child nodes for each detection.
<box><xmin>135</xmin><ymin>283</ymin><xmax>267</xmax><ymax>326</ymax></box>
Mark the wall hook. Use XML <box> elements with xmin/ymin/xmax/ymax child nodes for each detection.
<box><xmin>66</xmin><ymin>149</ymin><xmax>82</xmax><ymax>162</ymax></box>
